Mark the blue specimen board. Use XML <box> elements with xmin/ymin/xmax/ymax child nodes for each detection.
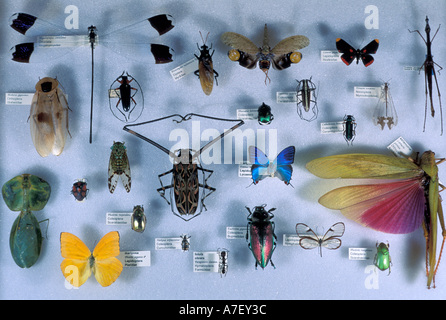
<box><xmin>0</xmin><ymin>0</ymin><xmax>445</xmax><ymax>301</ymax></box>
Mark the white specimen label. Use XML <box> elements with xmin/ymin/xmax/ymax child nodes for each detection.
<box><xmin>321</xmin><ymin>121</ymin><xmax>344</xmax><ymax>134</ymax></box>
<box><xmin>321</xmin><ymin>50</ymin><xmax>342</xmax><ymax>62</ymax></box>
<box><xmin>276</xmin><ymin>92</ymin><xmax>297</xmax><ymax>103</ymax></box>
<box><xmin>349</xmin><ymin>248</ymin><xmax>374</xmax><ymax>260</ymax></box>
<box><xmin>283</xmin><ymin>234</ymin><xmax>300</xmax><ymax>246</ymax></box>
<box><xmin>387</xmin><ymin>137</ymin><xmax>413</xmax><ymax>157</ymax></box>
<box><xmin>193</xmin><ymin>252</ymin><xmax>219</xmax><ymax>272</ymax></box>
<box><xmin>106</xmin><ymin>212</ymin><xmax>132</xmax><ymax>225</ymax></box>
<box><xmin>118</xmin><ymin>251</ymin><xmax>151</xmax><ymax>267</ymax></box>
<box><xmin>170</xmin><ymin>58</ymin><xmax>197</xmax><ymax>81</ymax></box>
<box><xmin>155</xmin><ymin>237</ymin><xmax>183</xmax><ymax>250</ymax></box>
<box><xmin>226</xmin><ymin>227</ymin><xmax>246</xmax><ymax>239</ymax></box>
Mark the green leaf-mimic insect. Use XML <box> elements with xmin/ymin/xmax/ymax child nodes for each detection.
<box><xmin>2</xmin><ymin>174</ymin><xmax>51</xmax><ymax>268</ymax></box>
<box><xmin>108</xmin><ymin>141</ymin><xmax>131</xmax><ymax>193</ymax></box>
<box><xmin>374</xmin><ymin>241</ymin><xmax>392</xmax><ymax>275</ymax></box>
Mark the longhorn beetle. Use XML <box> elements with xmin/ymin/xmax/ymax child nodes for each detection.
<box><xmin>123</xmin><ymin>113</ymin><xmax>244</xmax><ymax>221</ymax></box>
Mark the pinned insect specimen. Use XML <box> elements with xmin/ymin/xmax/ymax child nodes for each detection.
<box><xmin>336</xmin><ymin>38</ymin><xmax>379</xmax><ymax>67</ymax></box>
<box><xmin>123</xmin><ymin>113</ymin><xmax>244</xmax><ymax>221</ymax></box>
<box><xmin>246</xmin><ymin>205</ymin><xmax>277</xmax><ymax>269</ymax></box>
<box><xmin>343</xmin><ymin>115</ymin><xmax>356</xmax><ymax>145</ymax></box>
<box><xmin>60</xmin><ymin>231</ymin><xmax>123</xmax><ymax>287</ymax></box>
<box><xmin>194</xmin><ymin>32</ymin><xmax>218</xmax><ymax>95</ymax></box>
<box><xmin>221</xmin><ymin>24</ymin><xmax>309</xmax><ymax>84</ymax></box>
<box><xmin>248</xmin><ymin>146</ymin><xmax>295</xmax><ymax>185</ymax></box>
<box><xmin>10</xmin><ymin>12</ymin><xmax>175</xmax><ymax>143</ymax></box>
<box><xmin>257</xmin><ymin>102</ymin><xmax>274</xmax><ymax>125</ymax></box>
<box><xmin>373</xmin><ymin>82</ymin><xmax>398</xmax><ymax>130</ymax></box>
<box><xmin>131</xmin><ymin>205</ymin><xmax>146</xmax><ymax>233</ymax></box>
<box><xmin>71</xmin><ymin>179</ymin><xmax>88</xmax><ymax>202</ymax></box>
<box><xmin>295</xmin><ymin>222</ymin><xmax>345</xmax><ymax>257</ymax></box>
<box><xmin>2</xmin><ymin>174</ymin><xmax>51</xmax><ymax>268</ymax></box>
<box><xmin>180</xmin><ymin>234</ymin><xmax>191</xmax><ymax>252</ymax></box>
<box><xmin>30</xmin><ymin>77</ymin><xmax>70</xmax><ymax>157</ymax></box>
<box><xmin>108</xmin><ymin>141</ymin><xmax>131</xmax><ymax>193</ymax></box>
<box><xmin>109</xmin><ymin>71</ymin><xmax>144</xmax><ymax>123</ymax></box>
<box><xmin>218</xmin><ymin>248</ymin><xmax>229</xmax><ymax>277</ymax></box>
<box><xmin>375</xmin><ymin>241</ymin><xmax>392</xmax><ymax>275</ymax></box>
<box><xmin>296</xmin><ymin>77</ymin><xmax>318</xmax><ymax>122</ymax></box>
<box><xmin>409</xmin><ymin>16</ymin><xmax>443</xmax><ymax>135</ymax></box>
<box><xmin>306</xmin><ymin>151</ymin><xmax>446</xmax><ymax>288</ymax></box>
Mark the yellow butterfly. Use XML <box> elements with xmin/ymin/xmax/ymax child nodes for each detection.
<box><xmin>60</xmin><ymin>231</ymin><xmax>123</xmax><ymax>287</ymax></box>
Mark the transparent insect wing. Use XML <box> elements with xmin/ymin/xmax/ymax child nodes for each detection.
<box><xmin>30</xmin><ymin>77</ymin><xmax>70</xmax><ymax>157</ymax></box>
<box><xmin>10</xmin><ymin>13</ymin><xmax>175</xmax><ymax>64</ymax></box>
<box><xmin>373</xmin><ymin>83</ymin><xmax>398</xmax><ymax>130</ymax></box>
<box><xmin>296</xmin><ymin>223</ymin><xmax>344</xmax><ymax>256</ymax></box>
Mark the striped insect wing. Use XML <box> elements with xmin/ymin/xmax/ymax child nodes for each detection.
<box><xmin>249</xmin><ymin>219</ymin><xmax>275</xmax><ymax>268</ymax></box>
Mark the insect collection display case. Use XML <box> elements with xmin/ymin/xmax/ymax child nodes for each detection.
<box><xmin>1</xmin><ymin>0</ymin><xmax>445</xmax><ymax>301</ymax></box>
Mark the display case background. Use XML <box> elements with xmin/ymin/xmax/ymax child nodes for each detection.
<box><xmin>1</xmin><ymin>0</ymin><xmax>445</xmax><ymax>300</ymax></box>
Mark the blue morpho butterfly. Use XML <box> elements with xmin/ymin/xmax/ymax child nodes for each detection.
<box><xmin>248</xmin><ymin>146</ymin><xmax>295</xmax><ymax>185</ymax></box>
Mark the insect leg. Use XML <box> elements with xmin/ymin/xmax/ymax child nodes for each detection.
<box><xmin>214</xmin><ymin>69</ymin><xmax>219</xmax><ymax>86</ymax></box>
<box><xmin>431</xmin><ymin>66</ymin><xmax>443</xmax><ymax>135</ymax></box>
<box><xmin>423</xmin><ymin>66</ymin><xmax>429</xmax><ymax>132</ymax></box>
<box><xmin>433</xmin><ymin>196</ymin><xmax>446</xmax><ymax>285</ymax></box>
<box><xmin>408</xmin><ymin>29</ymin><xmax>427</xmax><ymax>44</ymax></box>
<box><xmin>157</xmin><ymin>169</ymin><xmax>174</xmax><ymax>204</ymax></box>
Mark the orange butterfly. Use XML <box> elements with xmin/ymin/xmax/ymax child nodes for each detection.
<box><xmin>60</xmin><ymin>231</ymin><xmax>123</xmax><ymax>287</ymax></box>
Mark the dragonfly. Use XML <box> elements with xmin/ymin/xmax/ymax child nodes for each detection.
<box><xmin>9</xmin><ymin>12</ymin><xmax>175</xmax><ymax>143</ymax></box>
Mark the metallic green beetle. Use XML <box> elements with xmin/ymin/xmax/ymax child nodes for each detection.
<box><xmin>131</xmin><ymin>205</ymin><xmax>146</xmax><ymax>233</ymax></box>
<box><xmin>2</xmin><ymin>174</ymin><xmax>51</xmax><ymax>268</ymax></box>
<box><xmin>374</xmin><ymin>241</ymin><xmax>392</xmax><ymax>275</ymax></box>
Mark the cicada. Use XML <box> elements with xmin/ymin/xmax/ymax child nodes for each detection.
<box><xmin>30</xmin><ymin>77</ymin><xmax>70</xmax><ymax>157</ymax></box>
<box><xmin>221</xmin><ymin>24</ymin><xmax>309</xmax><ymax>84</ymax></box>
<box><xmin>108</xmin><ymin>141</ymin><xmax>131</xmax><ymax>193</ymax></box>
<box><xmin>306</xmin><ymin>151</ymin><xmax>446</xmax><ymax>288</ymax></box>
